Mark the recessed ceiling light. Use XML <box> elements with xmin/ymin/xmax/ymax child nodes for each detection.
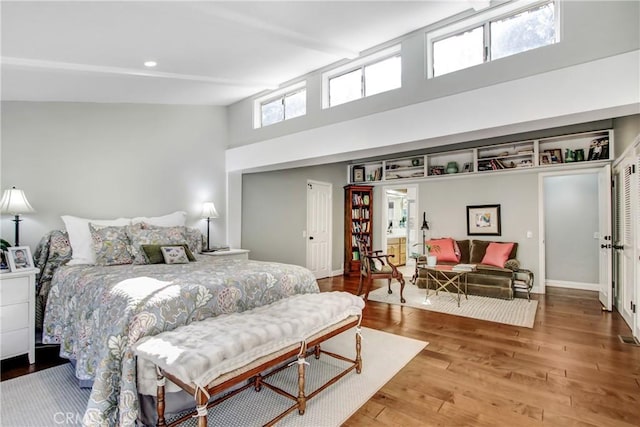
<box><xmin>144</xmin><ymin>61</ymin><xmax>157</xmax><ymax>68</ymax></box>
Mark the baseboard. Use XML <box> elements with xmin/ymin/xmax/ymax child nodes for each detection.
<box><xmin>545</xmin><ymin>279</ymin><xmax>599</xmax><ymax>292</ymax></box>
<box><xmin>332</xmin><ymin>269</ymin><xmax>344</xmax><ymax>277</ymax></box>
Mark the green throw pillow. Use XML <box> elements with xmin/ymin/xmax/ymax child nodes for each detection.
<box><xmin>141</xmin><ymin>244</ymin><xmax>196</xmax><ymax>264</ymax></box>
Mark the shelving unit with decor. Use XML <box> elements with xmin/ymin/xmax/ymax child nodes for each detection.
<box><xmin>427</xmin><ymin>149</ymin><xmax>475</xmax><ymax>176</ymax></box>
<box><xmin>349</xmin><ymin>161</ymin><xmax>383</xmax><ymax>183</ymax></box>
<box><xmin>538</xmin><ymin>130</ymin><xmax>611</xmax><ymax>165</ymax></box>
<box><xmin>345</xmin><ymin>129</ymin><xmax>614</xmax><ymax>184</ymax></box>
<box><xmin>344</xmin><ymin>185</ymin><xmax>373</xmax><ymax>277</ymax></box>
<box><xmin>477</xmin><ymin>140</ymin><xmax>536</xmax><ymax>172</ymax></box>
<box><xmin>385</xmin><ymin>155</ymin><xmax>425</xmax><ymax>180</ymax></box>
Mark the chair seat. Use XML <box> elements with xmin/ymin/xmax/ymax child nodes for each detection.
<box><xmin>372</xmin><ymin>265</ymin><xmax>393</xmax><ymax>274</ymax></box>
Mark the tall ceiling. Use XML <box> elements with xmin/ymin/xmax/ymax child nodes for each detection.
<box><xmin>1</xmin><ymin>1</ymin><xmax>480</xmax><ymax>106</ymax></box>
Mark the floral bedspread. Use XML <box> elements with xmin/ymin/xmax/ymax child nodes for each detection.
<box><xmin>42</xmin><ymin>257</ymin><xmax>319</xmax><ymax>426</ymax></box>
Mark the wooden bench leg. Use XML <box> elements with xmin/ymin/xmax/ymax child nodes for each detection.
<box><xmin>156</xmin><ymin>368</ymin><xmax>167</xmax><ymax>427</ymax></box>
<box><xmin>195</xmin><ymin>388</ymin><xmax>208</xmax><ymax>427</ymax></box>
<box><xmin>297</xmin><ymin>356</ymin><xmax>307</xmax><ymax>415</ymax></box>
<box><xmin>254</xmin><ymin>373</ymin><xmax>263</xmax><ymax>392</ymax></box>
<box><xmin>355</xmin><ymin>329</ymin><xmax>362</xmax><ymax>374</ymax></box>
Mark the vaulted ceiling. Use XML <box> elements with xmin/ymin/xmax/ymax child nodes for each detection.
<box><xmin>1</xmin><ymin>1</ymin><xmax>481</xmax><ymax>106</ymax></box>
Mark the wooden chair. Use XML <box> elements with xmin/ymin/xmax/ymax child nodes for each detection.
<box><xmin>356</xmin><ymin>239</ymin><xmax>406</xmax><ymax>303</ymax></box>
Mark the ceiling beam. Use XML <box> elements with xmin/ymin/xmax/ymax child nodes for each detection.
<box><xmin>187</xmin><ymin>3</ymin><xmax>359</xmax><ymax>60</ymax></box>
<box><xmin>1</xmin><ymin>57</ymin><xmax>279</xmax><ymax>89</ymax></box>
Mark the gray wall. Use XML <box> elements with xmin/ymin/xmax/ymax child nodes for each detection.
<box><xmin>241</xmin><ymin>163</ymin><xmax>346</xmax><ymax>268</ymax></box>
<box><xmin>614</xmin><ymin>114</ymin><xmax>640</xmax><ymax>156</ymax></box>
<box><xmin>543</xmin><ymin>174</ymin><xmax>599</xmax><ymax>284</ymax></box>
<box><xmin>227</xmin><ymin>1</ymin><xmax>639</xmax><ymax>148</ymax></box>
<box><xmin>1</xmin><ymin>102</ymin><xmax>228</xmax><ymax>250</ymax></box>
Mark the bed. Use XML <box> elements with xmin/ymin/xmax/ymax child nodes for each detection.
<box><xmin>35</xmin><ymin>229</ymin><xmax>319</xmax><ymax>426</ymax></box>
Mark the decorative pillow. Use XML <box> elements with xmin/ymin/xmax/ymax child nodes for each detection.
<box><xmin>481</xmin><ymin>242</ymin><xmax>515</xmax><ymax>268</ymax></box>
<box><xmin>143</xmin><ymin>224</ymin><xmax>202</xmax><ymax>255</ymax></box>
<box><xmin>89</xmin><ymin>223</ymin><xmax>135</xmax><ymax>266</ymax></box>
<box><xmin>185</xmin><ymin>227</ymin><xmax>203</xmax><ymax>255</ymax></box>
<box><xmin>161</xmin><ymin>246</ymin><xmax>190</xmax><ymax>264</ymax></box>
<box><xmin>426</xmin><ymin>238</ymin><xmax>460</xmax><ymax>263</ymax></box>
<box><xmin>132</xmin><ymin>211</ymin><xmax>187</xmax><ymax>227</ymax></box>
<box><xmin>470</xmin><ymin>240</ymin><xmax>491</xmax><ymax>263</ymax></box>
<box><xmin>141</xmin><ymin>244</ymin><xmax>196</xmax><ymax>264</ymax></box>
<box><xmin>127</xmin><ymin>226</ymin><xmax>188</xmax><ymax>264</ymax></box>
<box><xmin>62</xmin><ymin>215</ymin><xmax>132</xmax><ymax>265</ymax></box>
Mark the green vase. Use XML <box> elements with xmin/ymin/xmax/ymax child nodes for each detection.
<box><xmin>446</xmin><ymin>162</ymin><xmax>458</xmax><ymax>174</ymax></box>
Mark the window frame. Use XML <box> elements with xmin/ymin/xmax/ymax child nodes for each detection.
<box><xmin>322</xmin><ymin>44</ymin><xmax>402</xmax><ymax>109</ymax></box>
<box><xmin>426</xmin><ymin>0</ymin><xmax>560</xmax><ymax>78</ymax></box>
<box><xmin>253</xmin><ymin>81</ymin><xmax>307</xmax><ymax>129</ymax></box>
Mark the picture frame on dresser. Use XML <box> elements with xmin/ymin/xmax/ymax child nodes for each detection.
<box><xmin>0</xmin><ymin>251</ymin><xmax>10</xmax><ymax>272</ymax></box>
<box><xmin>7</xmin><ymin>246</ymin><xmax>34</xmax><ymax>271</ymax></box>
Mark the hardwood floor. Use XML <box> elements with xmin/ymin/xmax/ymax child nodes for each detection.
<box><xmin>2</xmin><ymin>276</ymin><xmax>639</xmax><ymax>426</ymax></box>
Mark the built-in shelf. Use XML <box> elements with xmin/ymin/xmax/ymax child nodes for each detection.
<box><xmin>347</xmin><ymin>129</ymin><xmax>613</xmax><ymax>184</ymax></box>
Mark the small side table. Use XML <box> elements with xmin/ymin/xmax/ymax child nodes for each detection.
<box><xmin>200</xmin><ymin>249</ymin><xmax>250</xmax><ymax>261</ymax></box>
<box><xmin>0</xmin><ymin>267</ymin><xmax>37</xmax><ymax>364</ymax></box>
<box><xmin>422</xmin><ymin>265</ymin><xmax>469</xmax><ymax>307</ymax></box>
<box><xmin>513</xmin><ymin>269</ymin><xmax>534</xmax><ymax>301</ymax></box>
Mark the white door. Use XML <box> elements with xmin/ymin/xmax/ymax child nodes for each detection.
<box><xmin>598</xmin><ymin>164</ymin><xmax>613</xmax><ymax>311</ymax></box>
<box><xmin>306</xmin><ymin>180</ymin><xmax>332</xmax><ymax>279</ymax></box>
<box><xmin>617</xmin><ymin>158</ymin><xmax>636</xmax><ymax>329</ymax></box>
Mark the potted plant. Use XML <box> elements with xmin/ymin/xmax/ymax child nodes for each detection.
<box><xmin>425</xmin><ymin>243</ymin><xmax>440</xmax><ymax>267</ymax></box>
<box><xmin>412</xmin><ymin>241</ymin><xmax>440</xmax><ymax>267</ymax></box>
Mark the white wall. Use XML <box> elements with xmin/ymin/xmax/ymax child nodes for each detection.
<box><xmin>543</xmin><ymin>174</ymin><xmax>599</xmax><ymax>285</ymax></box>
<box><xmin>0</xmin><ymin>102</ymin><xmax>228</xmax><ymax>250</ymax></box>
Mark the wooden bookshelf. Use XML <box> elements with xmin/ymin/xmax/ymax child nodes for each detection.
<box><xmin>344</xmin><ymin>185</ymin><xmax>373</xmax><ymax>277</ymax></box>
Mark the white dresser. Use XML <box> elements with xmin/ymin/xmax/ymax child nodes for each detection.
<box><xmin>201</xmin><ymin>249</ymin><xmax>250</xmax><ymax>260</ymax></box>
<box><xmin>0</xmin><ymin>267</ymin><xmax>37</xmax><ymax>364</ymax></box>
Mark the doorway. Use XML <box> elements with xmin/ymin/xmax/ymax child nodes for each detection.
<box><xmin>381</xmin><ymin>185</ymin><xmax>418</xmax><ymax>275</ymax></box>
<box><xmin>539</xmin><ymin>166</ymin><xmax>613</xmax><ymax>310</ymax></box>
<box><xmin>306</xmin><ymin>180</ymin><xmax>332</xmax><ymax>279</ymax></box>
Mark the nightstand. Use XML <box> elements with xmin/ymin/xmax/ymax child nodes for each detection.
<box><xmin>1</xmin><ymin>267</ymin><xmax>37</xmax><ymax>364</ymax></box>
<box><xmin>200</xmin><ymin>249</ymin><xmax>250</xmax><ymax>261</ymax></box>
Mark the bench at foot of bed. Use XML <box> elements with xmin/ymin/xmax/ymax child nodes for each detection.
<box><xmin>133</xmin><ymin>292</ymin><xmax>365</xmax><ymax>427</ymax></box>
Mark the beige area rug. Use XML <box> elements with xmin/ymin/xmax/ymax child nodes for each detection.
<box><xmin>367</xmin><ymin>284</ymin><xmax>538</xmax><ymax>328</ymax></box>
<box><xmin>0</xmin><ymin>327</ymin><xmax>426</xmax><ymax>427</ymax></box>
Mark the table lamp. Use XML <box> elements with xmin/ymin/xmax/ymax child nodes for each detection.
<box><xmin>201</xmin><ymin>202</ymin><xmax>219</xmax><ymax>252</ymax></box>
<box><xmin>0</xmin><ymin>187</ymin><xmax>35</xmax><ymax>246</ymax></box>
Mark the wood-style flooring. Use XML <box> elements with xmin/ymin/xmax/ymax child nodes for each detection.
<box><xmin>2</xmin><ymin>276</ymin><xmax>639</xmax><ymax>426</ymax></box>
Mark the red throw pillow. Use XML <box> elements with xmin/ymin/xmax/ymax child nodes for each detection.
<box><xmin>426</xmin><ymin>238</ymin><xmax>460</xmax><ymax>263</ymax></box>
<box><xmin>481</xmin><ymin>242</ymin><xmax>515</xmax><ymax>268</ymax></box>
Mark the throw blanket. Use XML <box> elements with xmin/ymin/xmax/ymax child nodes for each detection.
<box><xmin>42</xmin><ymin>257</ymin><xmax>319</xmax><ymax>427</ymax></box>
<box><xmin>134</xmin><ymin>291</ymin><xmax>365</xmax><ymax>394</ymax></box>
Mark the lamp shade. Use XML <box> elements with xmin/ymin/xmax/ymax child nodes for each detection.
<box><xmin>0</xmin><ymin>187</ymin><xmax>35</xmax><ymax>215</ymax></box>
<box><xmin>201</xmin><ymin>202</ymin><xmax>219</xmax><ymax>219</ymax></box>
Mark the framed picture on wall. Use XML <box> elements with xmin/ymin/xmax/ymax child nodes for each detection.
<box><xmin>352</xmin><ymin>166</ymin><xmax>365</xmax><ymax>182</ymax></box>
<box><xmin>467</xmin><ymin>204</ymin><xmax>501</xmax><ymax>236</ymax></box>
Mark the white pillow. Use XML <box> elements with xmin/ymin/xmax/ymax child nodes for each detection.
<box><xmin>131</xmin><ymin>211</ymin><xmax>187</xmax><ymax>227</ymax></box>
<box><xmin>62</xmin><ymin>215</ymin><xmax>132</xmax><ymax>265</ymax></box>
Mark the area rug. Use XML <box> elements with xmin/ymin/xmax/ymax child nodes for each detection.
<box><xmin>0</xmin><ymin>327</ymin><xmax>426</xmax><ymax>427</ymax></box>
<box><xmin>367</xmin><ymin>284</ymin><xmax>538</xmax><ymax>328</ymax></box>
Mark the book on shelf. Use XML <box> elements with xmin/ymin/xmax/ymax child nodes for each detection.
<box><xmin>452</xmin><ymin>263</ymin><xmax>477</xmax><ymax>272</ymax></box>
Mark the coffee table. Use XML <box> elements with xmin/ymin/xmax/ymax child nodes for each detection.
<box><xmin>421</xmin><ymin>265</ymin><xmax>470</xmax><ymax>307</ymax></box>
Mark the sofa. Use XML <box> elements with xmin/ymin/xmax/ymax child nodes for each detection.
<box><xmin>416</xmin><ymin>238</ymin><xmax>520</xmax><ymax>299</ymax></box>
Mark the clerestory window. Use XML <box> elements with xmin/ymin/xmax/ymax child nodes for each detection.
<box><xmin>323</xmin><ymin>45</ymin><xmax>401</xmax><ymax>108</ymax></box>
<box><xmin>255</xmin><ymin>83</ymin><xmax>306</xmax><ymax>128</ymax></box>
<box><xmin>427</xmin><ymin>0</ymin><xmax>558</xmax><ymax>78</ymax></box>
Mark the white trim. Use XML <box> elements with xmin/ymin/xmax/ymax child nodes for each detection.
<box><xmin>545</xmin><ymin>280</ymin><xmax>600</xmax><ymax>292</ymax></box>
<box><xmin>321</xmin><ymin>44</ymin><xmax>401</xmax><ymax>109</ymax></box>
<box><xmin>331</xmin><ymin>269</ymin><xmax>344</xmax><ymax>277</ymax></box>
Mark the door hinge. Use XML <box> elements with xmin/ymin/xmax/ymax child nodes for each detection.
<box><xmin>632</xmin><ymin>164</ymin><xmax>636</xmax><ymax>174</ymax></box>
<box><xmin>632</xmin><ymin>302</ymin><xmax>636</xmax><ymax>314</ymax></box>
